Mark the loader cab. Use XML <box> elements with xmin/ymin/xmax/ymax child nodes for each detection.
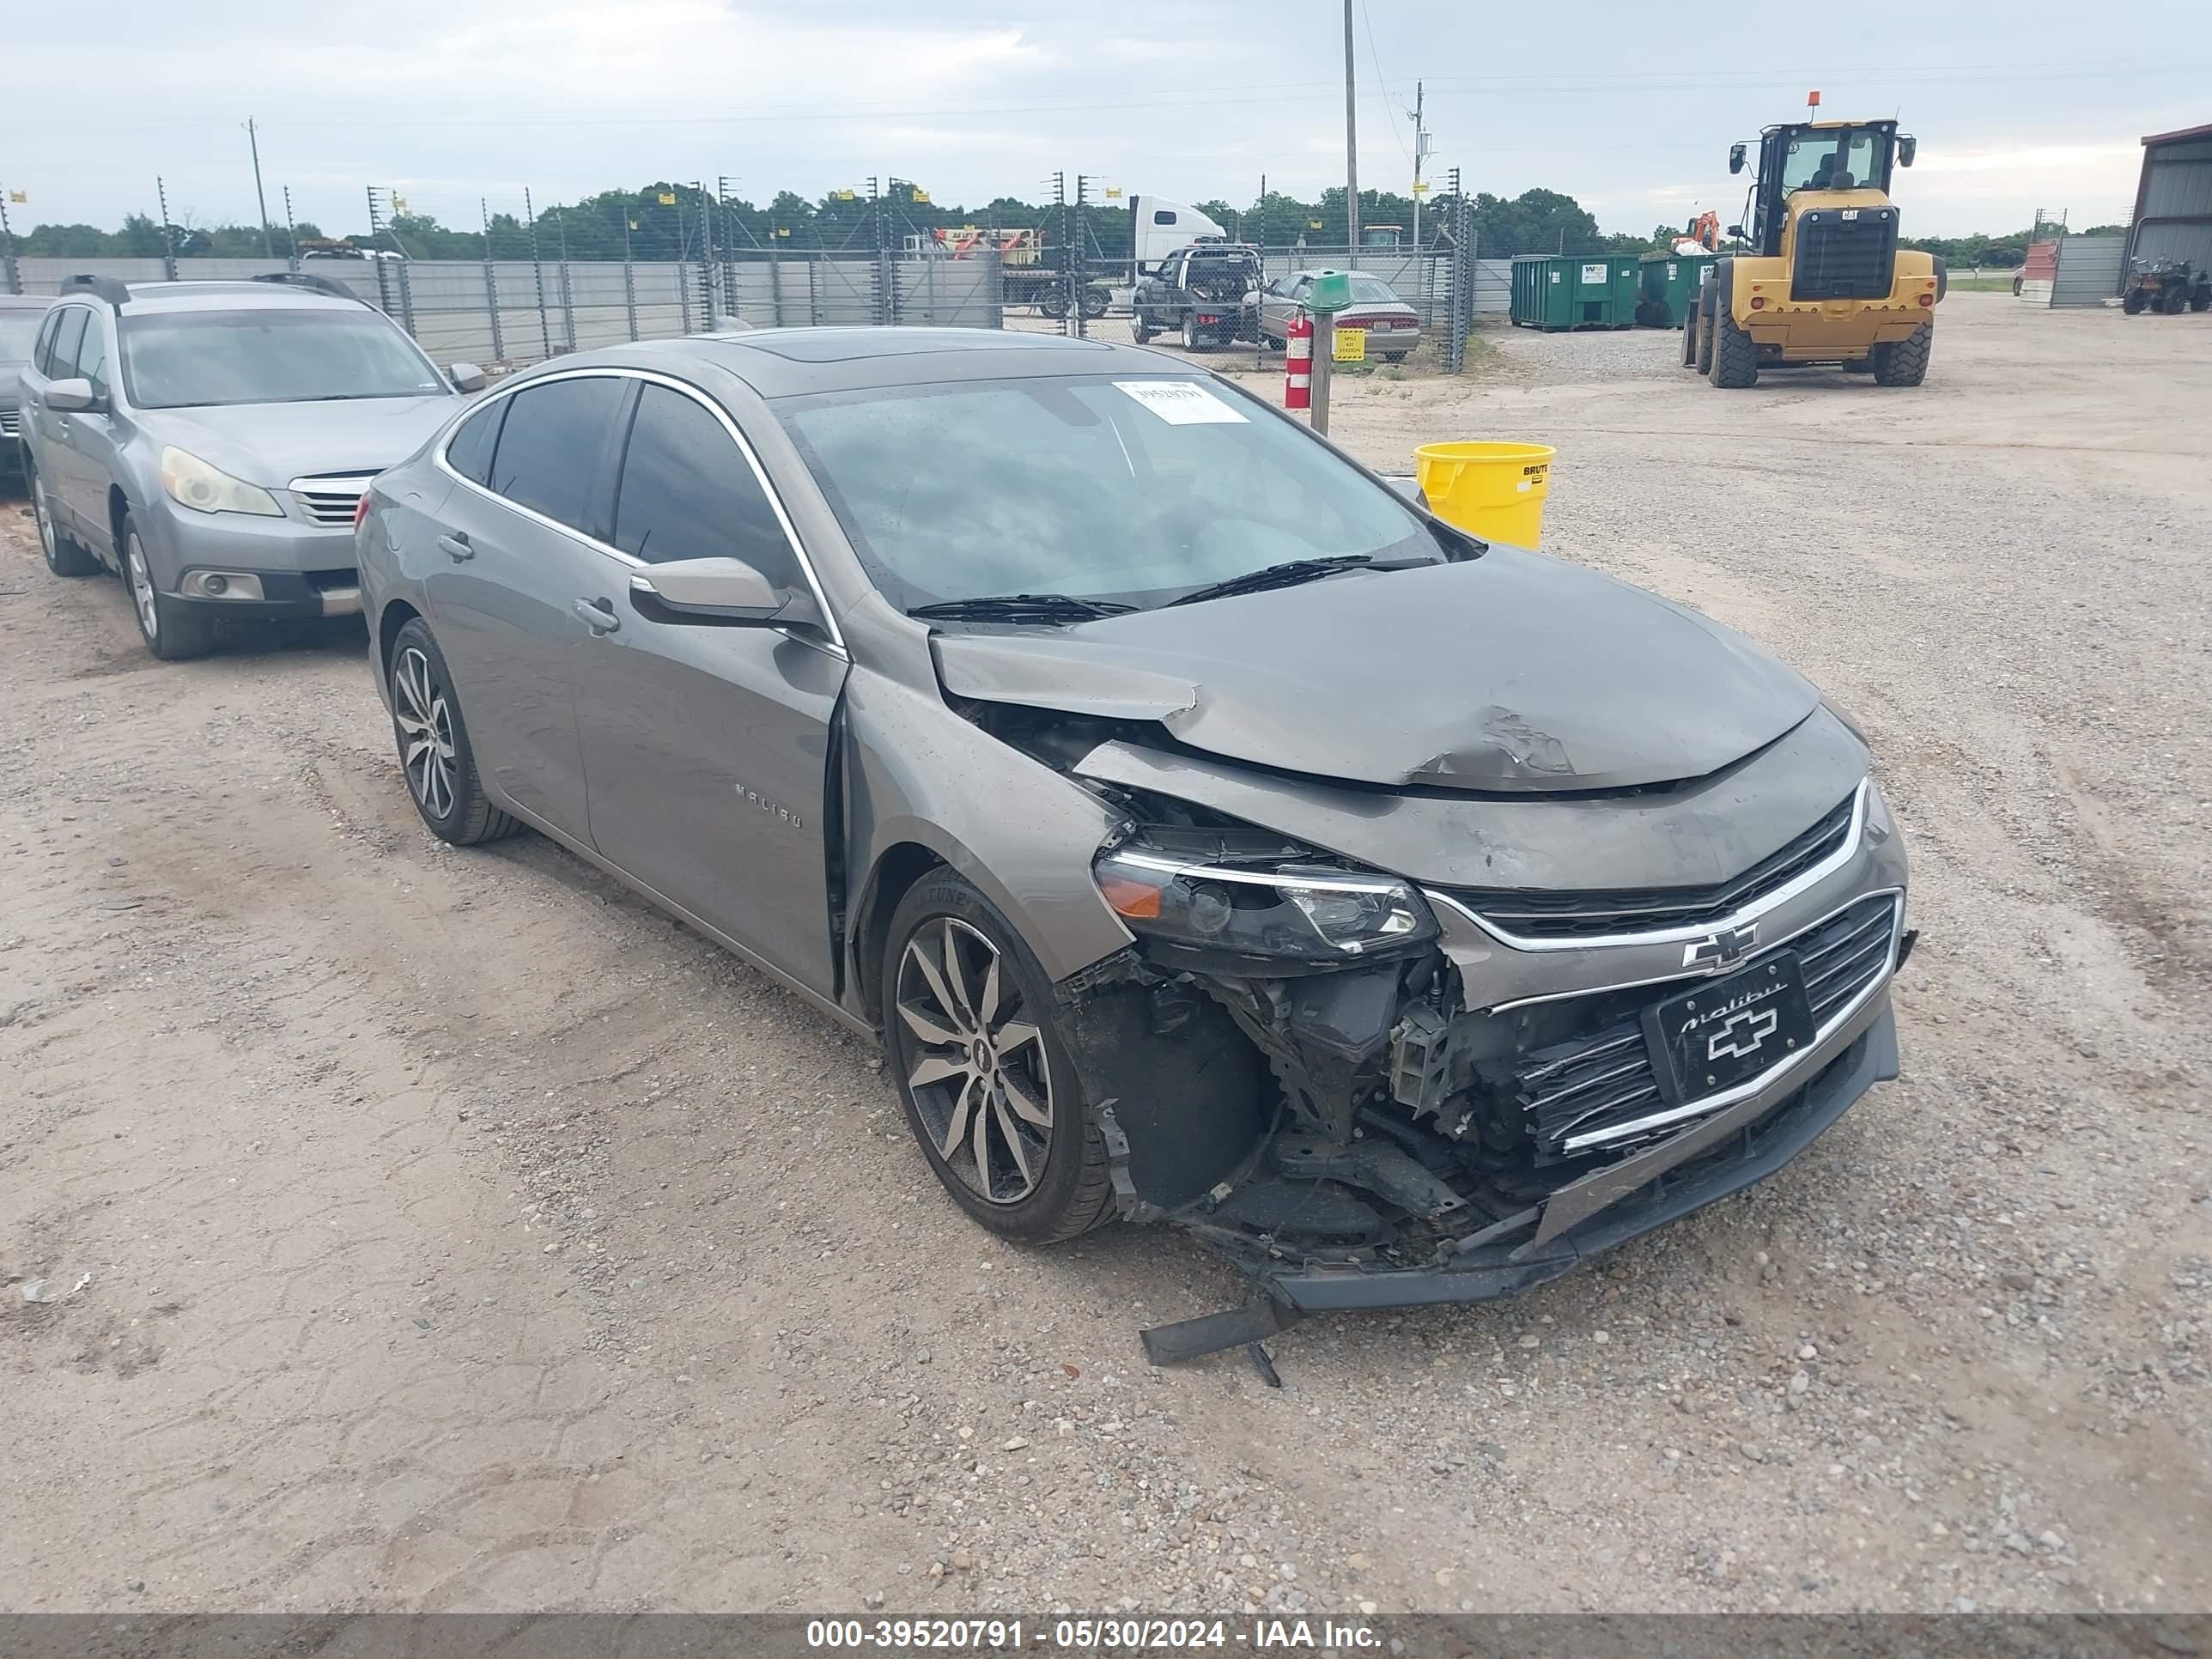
<box><xmin>1734</xmin><ymin>119</ymin><xmax>1909</xmax><ymax>256</ymax></box>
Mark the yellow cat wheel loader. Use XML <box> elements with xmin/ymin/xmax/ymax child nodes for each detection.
<box><xmin>1683</xmin><ymin>115</ymin><xmax>1945</xmax><ymax>389</ymax></box>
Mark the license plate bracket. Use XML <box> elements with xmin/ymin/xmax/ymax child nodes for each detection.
<box><xmin>1642</xmin><ymin>955</ymin><xmax>1817</xmax><ymax>1105</ymax></box>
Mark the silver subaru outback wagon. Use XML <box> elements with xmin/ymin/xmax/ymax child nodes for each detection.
<box><xmin>358</xmin><ymin>328</ymin><xmax>1911</xmax><ymax>1358</ymax></box>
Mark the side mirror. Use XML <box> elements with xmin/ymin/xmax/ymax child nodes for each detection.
<box><xmin>43</xmin><ymin>377</ymin><xmax>96</xmax><ymax>413</ymax></box>
<box><xmin>629</xmin><ymin>556</ymin><xmax>817</xmax><ymax>629</ymax></box>
<box><xmin>448</xmin><ymin>362</ymin><xmax>488</xmax><ymax>392</ymax></box>
<box><xmin>1382</xmin><ymin>476</ymin><xmax>1425</xmax><ymax>504</ymax></box>
<box><xmin>1897</xmin><ymin>134</ymin><xmax>1917</xmax><ymax>168</ymax></box>
<box><xmin>1729</xmin><ymin>143</ymin><xmax>1747</xmax><ymax>176</ymax></box>
<box><xmin>1727</xmin><ymin>224</ymin><xmax>1746</xmax><ymax>241</ymax></box>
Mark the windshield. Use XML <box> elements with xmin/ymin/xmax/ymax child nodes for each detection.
<box><xmin>118</xmin><ymin>310</ymin><xmax>448</xmax><ymax>410</ymax></box>
<box><xmin>1346</xmin><ymin>276</ymin><xmax>1403</xmax><ymax>306</ymax></box>
<box><xmin>781</xmin><ymin>374</ymin><xmax>1438</xmax><ymax>613</ymax></box>
<box><xmin>1782</xmin><ymin>126</ymin><xmax>1888</xmax><ymax>193</ymax></box>
<box><xmin>0</xmin><ymin>313</ymin><xmax>45</xmax><ymax>362</ymax></box>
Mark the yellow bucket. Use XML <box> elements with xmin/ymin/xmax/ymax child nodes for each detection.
<box><xmin>1413</xmin><ymin>441</ymin><xmax>1556</xmax><ymax>546</ymax></box>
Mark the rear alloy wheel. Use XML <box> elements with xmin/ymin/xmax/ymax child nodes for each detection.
<box><xmin>123</xmin><ymin>516</ymin><xmax>216</xmax><ymax>660</ymax></box>
<box><xmin>1182</xmin><ymin>312</ymin><xmax>1204</xmax><ymax>351</ymax></box>
<box><xmin>1871</xmin><ymin>321</ymin><xmax>1933</xmax><ymax>386</ymax></box>
<box><xmin>388</xmin><ymin>618</ymin><xmax>520</xmax><ymax>845</ymax></box>
<box><xmin>884</xmin><ymin>876</ymin><xmax>1114</xmax><ymax>1243</ymax></box>
<box><xmin>33</xmin><ymin>471</ymin><xmax>100</xmax><ymax>578</ymax></box>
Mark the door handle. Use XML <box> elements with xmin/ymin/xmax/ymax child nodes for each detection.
<box><xmin>573</xmin><ymin>597</ymin><xmax>621</xmax><ymax>635</ymax></box>
<box><xmin>437</xmin><ymin>533</ymin><xmax>473</xmax><ymax>562</ymax></box>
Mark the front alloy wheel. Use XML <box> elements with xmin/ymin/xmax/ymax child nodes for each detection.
<box><xmin>897</xmin><ymin>917</ymin><xmax>1054</xmax><ymax>1205</ymax></box>
<box><xmin>883</xmin><ymin>875</ymin><xmax>1115</xmax><ymax>1243</ymax></box>
<box><xmin>122</xmin><ymin>517</ymin><xmax>216</xmax><ymax>660</ymax></box>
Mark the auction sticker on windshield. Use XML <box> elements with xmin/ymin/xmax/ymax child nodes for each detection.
<box><xmin>1115</xmin><ymin>380</ymin><xmax>1249</xmax><ymax>424</ymax></box>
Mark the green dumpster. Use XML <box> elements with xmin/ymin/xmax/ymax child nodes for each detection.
<box><xmin>1637</xmin><ymin>250</ymin><xmax>1717</xmax><ymax>328</ymax></box>
<box><xmin>1509</xmin><ymin>254</ymin><xmax>1643</xmax><ymax>331</ymax></box>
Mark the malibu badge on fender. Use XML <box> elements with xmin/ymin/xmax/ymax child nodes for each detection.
<box><xmin>1642</xmin><ymin>954</ymin><xmax>1819</xmax><ymax>1104</ymax></box>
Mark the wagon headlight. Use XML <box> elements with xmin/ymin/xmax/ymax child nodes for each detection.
<box><xmin>1093</xmin><ymin>843</ymin><xmax>1438</xmax><ymax>962</ymax></box>
<box><xmin>160</xmin><ymin>447</ymin><xmax>283</xmax><ymax>517</ymax></box>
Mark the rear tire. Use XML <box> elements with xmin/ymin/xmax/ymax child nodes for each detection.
<box><xmin>2160</xmin><ymin>285</ymin><xmax>2188</xmax><ymax>315</ymax></box>
<box><xmin>1181</xmin><ymin>313</ymin><xmax>1204</xmax><ymax>351</ymax></box>
<box><xmin>883</xmin><ymin>874</ymin><xmax>1115</xmax><ymax>1245</ymax></box>
<box><xmin>123</xmin><ymin>515</ymin><xmax>217</xmax><ymax>661</ymax></box>
<box><xmin>33</xmin><ymin>469</ymin><xmax>100</xmax><ymax>579</ymax></box>
<box><xmin>1079</xmin><ymin>286</ymin><xmax>1109</xmax><ymax>320</ymax></box>
<box><xmin>1871</xmin><ymin>322</ymin><xmax>1933</xmax><ymax>386</ymax></box>
<box><xmin>2123</xmin><ymin>289</ymin><xmax>2147</xmax><ymax>314</ymax></box>
<box><xmin>387</xmin><ymin>617</ymin><xmax>521</xmax><ymax>846</ymax></box>
<box><xmin>2192</xmin><ymin>286</ymin><xmax>2212</xmax><ymax>313</ymax></box>
<box><xmin>1708</xmin><ymin>301</ymin><xmax>1759</xmax><ymax>388</ymax></box>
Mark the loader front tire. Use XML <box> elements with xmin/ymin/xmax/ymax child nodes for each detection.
<box><xmin>1871</xmin><ymin>322</ymin><xmax>1932</xmax><ymax>386</ymax></box>
<box><xmin>1708</xmin><ymin>301</ymin><xmax>1759</xmax><ymax>389</ymax></box>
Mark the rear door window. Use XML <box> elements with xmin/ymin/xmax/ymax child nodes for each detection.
<box><xmin>444</xmin><ymin>398</ymin><xmax>506</xmax><ymax>486</ymax></box>
<box><xmin>486</xmin><ymin>375</ymin><xmax>624</xmax><ymax>537</ymax></box>
<box><xmin>611</xmin><ymin>384</ymin><xmax>800</xmax><ymax>587</ymax></box>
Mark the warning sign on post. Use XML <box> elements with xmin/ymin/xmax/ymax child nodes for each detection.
<box><xmin>1333</xmin><ymin>326</ymin><xmax>1366</xmax><ymax>363</ymax></box>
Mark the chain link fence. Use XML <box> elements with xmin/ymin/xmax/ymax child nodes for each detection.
<box><xmin>3</xmin><ymin>177</ymin><xmax>1510</xmax><ymax>373</ymax></box>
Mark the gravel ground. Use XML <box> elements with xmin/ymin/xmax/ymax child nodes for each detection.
<box><xmin>1</xmin><ymin>293</ymin><xmax>2207</xmax><ymax>1616</ymax></box>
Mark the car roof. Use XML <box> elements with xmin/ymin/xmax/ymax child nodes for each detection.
<box><xmin>538</xmin><ymin>327</ymin><xmax>1184</xmax><ymax>398</ymax></box>
<box><xmin>54</xmin><ymin>279</ymin><xmax>369</xmax><ymax>315</ymax></box>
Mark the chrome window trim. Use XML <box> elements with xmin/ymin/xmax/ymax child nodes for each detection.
<box><xmin>429</xmin><ymin>363</ymin><xmax>847</xmax><ymax>656</ymax></box>
<box><xmin>1557</xmin><ymin>887</ymin><xmax>1904</xmax><ymax>1152</ymax></box>
<box><xmin>1425</xmin><ymin>779</ymin><xmax>1871</xmax><ymax>954</ymax></box>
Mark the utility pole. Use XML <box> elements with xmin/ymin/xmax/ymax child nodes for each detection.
<box><xmin>0</xmin><ymin>188</ymin><xmax>20</xmax><ymax>295</ymax></box>
<box><xmin>1408</xmin><ymin>82</ymin><xmax>1429</xmax><ymax>251</ymax></box>
<box><xmin>246</xmin><ymin>118</ymin><xmax>273</xmax><ymax>258</ymax></box>
<box><xmin>1342</xmin><ymin>0</ymin><xmax>1360</xmax><ymax>264</ymax></box>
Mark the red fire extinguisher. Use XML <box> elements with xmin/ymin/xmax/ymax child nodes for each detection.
<box><xmin>1284</xmin><ymin>311</ymin><xmax>1313</xmax><ymax>411</ymax></box>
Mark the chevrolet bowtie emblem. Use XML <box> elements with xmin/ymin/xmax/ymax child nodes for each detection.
<box><xmin>1684</xmin><ymin>922</ymin><xmax>1759</xmax><ymax>970</ymax></box>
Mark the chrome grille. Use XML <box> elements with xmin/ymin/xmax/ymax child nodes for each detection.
<box><xmin>289</xmin><ymin>473</ymin><xmax>376</xmax><ymax>528</ymax></box>
<box><xmin>1450</xmin><ymin>789</ymin><xmax>1859</xmax><ymax>941</ymax></box>
<box><xmin>1514</xmin><ymin>891</ymin><xmax>1899</xmax><ymax>1157</ymax></box>
<box><xmin>0</xmin><ymin>410</ymin><xmax>20</xmax><ymax>439</ymax></box>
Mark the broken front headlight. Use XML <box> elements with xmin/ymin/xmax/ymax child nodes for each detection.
<box><xmin>1093</xmin><ymin>843</ymin><xmax>1438</xmax><ymax>963</ymax></box>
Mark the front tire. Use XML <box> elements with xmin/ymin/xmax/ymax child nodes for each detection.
<box><xmin>123</xmin><ymin>515</ymin><xmax>217</xmax><ymax>660</ymax></box>
<box><xmin>1871</xmin><ymin>322</ymin><xmax>1933</xmax><ymax>386</ymax></box>
<box><xmin>1708</xmin><ymin>300</ymin><xmax>1759</xmax><ymax>388</ymax></box>
<box><xmin>387</xmin><ymin>618</ymin><xmax>520</xmax><ymax>846</ymax></box>
<box><xmin>2161</xmin><ymin>285</ymin><xmax>2188</xmax><ymax>315</ymax></box>
<box><xmin>883</xmin><ymin>874</ymin><xmax>1115</xmax><ymax>1244</ymax></box>
<box><xmin>33</xmin><ymin>469</ymin><xmax>100</xmax><ymax>578</ymax></box>
<box><xmin>2123</xmin><ymin>288</ymin><xmax>2147</xmax><ymax>314</ymax></box>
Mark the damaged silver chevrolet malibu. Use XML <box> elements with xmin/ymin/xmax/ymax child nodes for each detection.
<box><xmin>358</xmin><ymin>328</ymin><xmax>1911</xmax><ymax>1359</ymax></box>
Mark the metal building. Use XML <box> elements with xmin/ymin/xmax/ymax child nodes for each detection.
<box><xmin>2129</xmin><ymin>122</ymin><xmax>2212</xmax><ymax>273</ymax></box>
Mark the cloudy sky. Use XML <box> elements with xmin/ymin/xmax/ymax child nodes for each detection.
<box><xmin>3</xmin><ymin>0</ymin><xmax>2205</xmax><ymax>240</ymax></box>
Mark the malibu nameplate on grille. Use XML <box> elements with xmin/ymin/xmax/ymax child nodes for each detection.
<box><xmin>1642</xmin><ymin>956</ymin><xmax>1816</xmax><ymax>1105</ymax></box>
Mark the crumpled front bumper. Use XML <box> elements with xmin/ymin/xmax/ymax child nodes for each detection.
<box><xmin>1261</xmin><ymin>999</ymin><xmax>1896</xmax><ymax>1314</ymax></box>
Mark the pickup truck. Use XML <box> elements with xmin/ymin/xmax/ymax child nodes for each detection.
<box><xmin>1131</xmin><ymin>244</ymin><xmax>1263</xmax><ymax>350</ymax></box>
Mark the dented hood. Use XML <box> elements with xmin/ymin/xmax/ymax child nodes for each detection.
<box><xmin>932</xmin><ymin>547</ymin><xmax>1819</xmax><ymax>792</ymax></box>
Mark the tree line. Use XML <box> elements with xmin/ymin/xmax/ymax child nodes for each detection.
<box><xmin>10</xmin><ymin>182</ymin><xmax>2124</xmax><ymax>268</ymax></box>
<box><xmin>10</xmin><ymin>181</ymin><xmax>1691</xmax><ymax>264</ymax></box>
